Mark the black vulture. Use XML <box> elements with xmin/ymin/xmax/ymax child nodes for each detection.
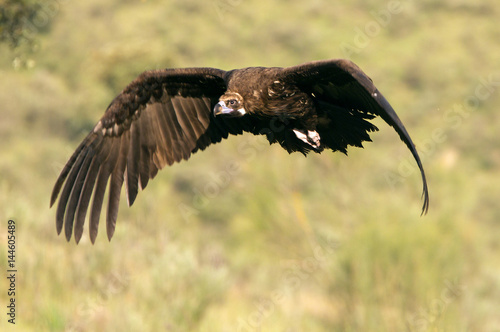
<box><xmin>51</xmin><ymin>59</ymin><xmax>429</xmax><ymax>243</ymax></box>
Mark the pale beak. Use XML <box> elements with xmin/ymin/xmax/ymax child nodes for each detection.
<box><xmin>213</xmin><ymin>101</ymin><xmax>229</xmax><ymax>116</ymax></box>
<box><xmin>213</xmin><ymin>101</ymin><xmax>246</xmax><ymax>117</ymax></box>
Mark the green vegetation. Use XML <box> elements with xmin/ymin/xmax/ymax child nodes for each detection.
<box><xmin>0</xmin><ymin>0</ymin><xmax>43</xmax><ymax>48</ymax></box>
<box><xmin>1</xmin><ymin>0</ymin><xmax>499</xmax><ymax>331</ymax></box>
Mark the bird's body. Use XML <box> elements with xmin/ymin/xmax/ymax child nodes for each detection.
<box><xmin>51</xmin><ymin>59</ymin><xmax>429</xmax><ymax>243</ymax></box>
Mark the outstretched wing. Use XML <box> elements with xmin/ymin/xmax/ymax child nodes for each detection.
<box><xmin>51</xmin><ymin>67</ymin><xmax>235</xmax><ymax>243</ymax></box>
<box><xmin>280</xmin><ymin>59</ymin><xmax>429</xmax><ymax>214</ymax></box>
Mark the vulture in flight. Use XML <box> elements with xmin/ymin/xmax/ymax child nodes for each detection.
<box><xmin>51</xmin><ymin>59</ymin><xmax>429</xmax><ymax>244</ymax></box>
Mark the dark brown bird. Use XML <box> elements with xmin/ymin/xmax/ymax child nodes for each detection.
<box><xmin>51</xmin><ymin>59</ymin><xmax>429</xmax><ymax>244</ymax></box>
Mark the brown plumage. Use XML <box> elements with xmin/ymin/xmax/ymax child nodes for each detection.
<box><xmin>51</xmin><ymin>59</ymin><xmax>429</xmax><ymax>244</ymax></box>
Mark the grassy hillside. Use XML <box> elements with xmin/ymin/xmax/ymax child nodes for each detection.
<box><xmin>1</xmin><ymin>0</ymin><xmax>499</xmax><ymax>331</ymax></box>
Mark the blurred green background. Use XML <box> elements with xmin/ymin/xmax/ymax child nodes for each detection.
<box><xmin>1</xmin><ymin>0</ymin><xmax>499</xmax><ymax>331</ymax></box>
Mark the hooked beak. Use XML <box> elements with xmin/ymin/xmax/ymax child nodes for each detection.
<box><xmin>213</xmin><ymin>101</ymin><xmax>227</xmax><ymax>116</ymax></box>
<box><xmin>213</xmin><ymin>101</ymin><xmax>246</xmax><ymax>117</ymax></box>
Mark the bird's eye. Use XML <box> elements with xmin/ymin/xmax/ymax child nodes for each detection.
<box><xmin>228</xmin><ymin>99</ymin><xmax>237</xmax><ymax>106</ymax></box>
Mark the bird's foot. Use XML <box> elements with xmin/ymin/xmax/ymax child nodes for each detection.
<box><xmin>293</xmin><ymin>129</ymin><xmax>321</xmax><ymax>149</ymax></box>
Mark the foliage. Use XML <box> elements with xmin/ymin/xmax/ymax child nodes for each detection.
<box><xmin>1</xmin><ymin>0</ymin><xmax>499</xmax><ymax>331</ymax></box>
<box><xmin>0</xmin><ymin>0</ymin><xmax>56</xmax><ymax>50</ymax></box>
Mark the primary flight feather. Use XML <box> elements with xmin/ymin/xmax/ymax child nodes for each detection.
<box><xmin>51</xmin><ymin>59</ymin><xmax>429</xmax><ymax>244</ymax></box>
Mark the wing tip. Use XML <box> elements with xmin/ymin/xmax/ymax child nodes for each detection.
<box><xmin>49</xmin><ymin>192</ymin><xmax>57</xmax><ymax>208</ymax></box>
<box><xmin>420</xmin><ymin>182</ymin><xmax>430</xmax><ymax>216</ymax></box>
<box><xmin>107</xmin><ymin>229</ymin><xmax>115</xmax><ymax>242</ymax></box>
<box><xmin>90</xmin><ymin>228</ymin><xmax>98</xmax><ymax>244</ymax></box>
<box><xmin>64</xmin><ymin>226</ymin><xmax>72</xmax><ymax>242</ymax></box>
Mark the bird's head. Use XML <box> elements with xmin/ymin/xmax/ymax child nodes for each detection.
<box><xmin>213</xmin><ymin>92</ymin><xmax>246</xmax><ymax>117</ymax></box>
